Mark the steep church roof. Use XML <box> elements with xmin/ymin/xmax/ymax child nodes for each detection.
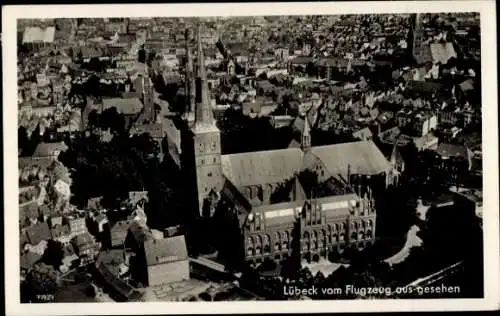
<box><xmin>311</xmin><ymin>141</ymin><xmax>391</xmax><ymax>179</ymax></box>
<box><xmin>221</xmin><ymin>148</ymin><xmax>303</xmax><ymax>187</ymax></box>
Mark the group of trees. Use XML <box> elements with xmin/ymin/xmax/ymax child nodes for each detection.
<box><xmin>70</xmin><ymin>74</ymin><xmax>123</xmax><ymax>98</ymax></box>
<box><xmin>18</xmin><ymin>125</ymin><xmax>36</xmax><ymax>156</ymax></box>
<box><xmin>216</xmin><ymin>107</ymin><xmax>292</xmax><ymax>154</ymax></box>
<box><xmin>402</xmin><ymin>144</ymin><xmax>469</xmax><ymax>200</ymax></box>
<box><xmin>87</xmin><ymin>107</ymin><xmax>126</xmax><ymax>134</ymax></box>
<box><xmin>21</xmin><ymin>263</ymin><xmax>61</xmax><ymax>303</ymax></box>
<box><xmin>58</xmin><ymin>128</ymin><xmax>183</xmax><ymax>229</ymax></box>
<box><xmin>21</xmin><ymin>240</ymin><xmax>65</xmax><ymax>303</ymax></box>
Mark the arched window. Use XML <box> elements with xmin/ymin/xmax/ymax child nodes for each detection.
<box><xmin>245</xmin><ymin>187</ymin><xmax>252</xmax><ymax>199</ymax></box>
<box><xmin>263</xmin><ymin>234</ymin><xmax>271</xmax><ymax>254</ymax></box>
<box><xmin>247</xmin><ymin>237</ymin><xmax>254</xmax><ymax>256</ymax></box>
<box><xmin>366</xmin><ymin>230</ymin><xmax>373</xmax><ymax>239</ymax></box>
<box><xmin>319</xmin><ymin>230</ymin><xmax>326</xmax><ymax>248</ymax></box>
<box><xmin>255</xmin><ymin>235</ymin><xmax>262</xmax><ymax>255</ymax></box>
<box><xmin>273</xmin><ymin>232</ymin><xmax>281</xmax><ymax>251</ymax></box>
<box><xmin>332</xmin><ymin>233</ymin><xmax>338</xmax><ymax>243</ymax></box>
<box><xmin>351</xmin><ymin>232</ymin><xmax>357</xmax><ymax>241</ymax></box>
<box><xmin>303</xmin><ymin>231</ymin><xmax>310</xmax><ymax>250</ymax></box>
<box><xmin>327</xmin><ymin>225</ymin><xmax>333</xmax><ymax>243</ymax></box>
<box><xmin>252</xmin><ymin>186</ymin><xmax>259</xmax><ymax>200</ymax></box>
<box><xmin>311</xmin><ymin>231</ymin><xmax>318</xmax><ymax>250</ymax></box>
<box><xmin>255</xmin><ymin>215</ymin><xmax>261</xmax><ymax>231</ymax></box>
<box><xmin>282</xmin><ymin>231</ymin><xmax>289</xmax><ymax>250</ymax></box>
<box><xmin>339</xmin><ymin>233</ymin><xmax>345</xmax><ymax>242</ymax></box>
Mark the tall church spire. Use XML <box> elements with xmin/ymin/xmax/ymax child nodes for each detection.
<box><xmin>301</xmin><ymin>116</ymin><xmax>312</xmax><ymax>151</ymax></box>
<box><xmin>187</xmin><ymin>22</ymin><xmax>223</xmax><ymax>217</ymax></box>
<box><xmin>185</xmin><ymin>28</ymin><xmax>196</xmax><ymax>122</ymax></box>
<box><xmin>194</xmin><ymin>23</ymin><xmax>215</xmax><ymax>127</ymax></box>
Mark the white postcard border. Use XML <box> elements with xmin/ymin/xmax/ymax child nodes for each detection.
<box><xmin>3</xmin><ymin>1</ymin><xmax>499</xmax><ymax>315</ymax></box>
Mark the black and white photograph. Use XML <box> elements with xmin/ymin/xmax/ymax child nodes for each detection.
<box><xmin>3</xmin><ymin>1</ymin><xmax>499</xmax><ymax>314</ymax></box>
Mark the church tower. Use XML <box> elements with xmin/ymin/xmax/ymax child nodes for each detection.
<box><xmin>188</xmin><ymin>24</ymin><xmax>224</xmax><ymax>217</ymax></box>
<box><xmin>387</xmin><ymin>140</ymin><xmax>404</xmax><ymax>187</ymax></box>
<box><xmin>141</xmin><ymin>74</ymin><xmax>155</xmax><ymax>123</ymax></box>
<box><xmin>411</xmin><ymin>13</ymin><xmax>430</xmax><ymax>65</ymax></box>
<box><xmin>184</xmin><ymin>28</ymin><xmax>196</xmax><ymax>124</ymax></box>
<box><xmin>301</xmin><ymin>116</ymin><xmax>312</xmax><ymax>152</ymax></box>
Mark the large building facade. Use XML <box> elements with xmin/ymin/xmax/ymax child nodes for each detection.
<box><xmin>179</xmin><ymin>25</ymin><xmax>392</xmax><ymax>263</ymax></box>
<box><xmin>243</xmin><ymin>192</ymin><xmax>376</xmax><ymax>264</ymax></box>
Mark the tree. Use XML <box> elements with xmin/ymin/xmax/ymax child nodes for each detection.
<box><xmin>84</xmin><ymin>57</ymin><xmax>106</xmax><ymax>73</ymax></box>
<box><xmin>42</xmin><ymin>240</ymin><xmax>65</xmax><ymax>268</ymax></box>
<box><xmin>305</xmin><ymin>62</ymin><xmax>316</xmax><ymax>77</ymax></box>
<box><xmin>83</xmin><ymin>74</ymin><xmax>101</xmax><ymax>97</ymax></box>
<box><xmin>138</xmin><ymin>47</ymin><xmax>146</xmax><ymax>64</ymax></box>
<box><xmin>18</xmin><ymin>126</ymin><xmax>29</xmax><ymax>155</ymax></box>
<box><xmin>23</xmin><ymin>263</ymin><xmax>60</xmax><ymax>301</ymax></box>
<box><xmin>100</xmin><ymin>107</ymin><xmax>125</xmax><ymax>134</ymax></box>
<box><xmin>87</xmin><ymin>109</ymin><xmax>99</xmax><ymax>129</ymax></box>
<box><xmin>257</xmin><ymin>72</ymin><xmax>268</xmax><ymax>80</ymax></box>
<box><xmin>258</xmin><ymin>258</ymin><xmax>278</xmax><ymax>275</ymax></box>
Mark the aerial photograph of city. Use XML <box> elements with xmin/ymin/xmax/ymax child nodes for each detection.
<box><xmin>16</xmin><ymin>12</ymin><xmax>484</xmax><ymax>303</ymax></box>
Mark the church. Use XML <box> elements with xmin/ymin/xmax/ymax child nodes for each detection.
<box><xmin>175</xmin><ymin>26</ymin><xmax>394</xmax><ymax>264</ymax></box>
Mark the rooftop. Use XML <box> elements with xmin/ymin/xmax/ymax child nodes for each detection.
<box><xmin>144</xmin><ymin>235</ymin><xmax>188</xmax><ymax>266</ymax></box>
<box><xmin>312</xmin><ymin>140</ymin><xmax>391</xmax><ymax>178</ymax></box>
<box><xmin>33</xmin><ymin>142</ymin><xmax>68</xmax><ymax>158</ymax></box>
<box><xmin>221</xmin><ymin>148</ymin><xmax>304</xmax><ymax>187</ymax></box>
<box><xmin>22</xmin><ymin>26</ymin><xmax>55</xmax><ymax>44</ymax></box>
<box><xmin>101</xmin><ymin>97</ymin><xmax>143</xmax><ymax>115</ymax></box>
